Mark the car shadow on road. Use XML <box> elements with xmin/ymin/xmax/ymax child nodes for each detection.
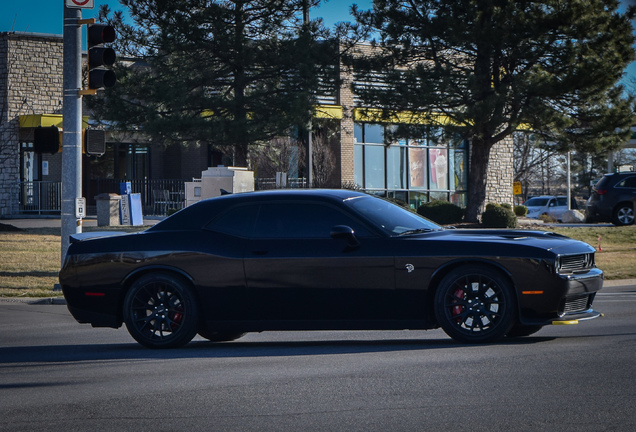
<box><xmin>0</xmin><ymin>336</ymin><xmax>556</xmax><ymax>364</ymax></box>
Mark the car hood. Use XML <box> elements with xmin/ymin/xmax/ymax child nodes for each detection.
<box><xmin>410</xmin><ymin>228</ymin><xmax>595</xmax><ymax>256</ymax></box>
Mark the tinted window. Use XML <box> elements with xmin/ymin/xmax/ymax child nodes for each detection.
<box><xmin>556</xmin><ymin>198</ymin><xmax>568</xmax><ymax>206</ymax></box>
<box><xmin>345</xmin><ymin>195</ymin><xmax>440</xmax><ymax>235</ymax></box>
<box><xmin>206</xmin><ymin>204</ymin><xmax>257</xmax><ymax>237</ymax></box>
<box><xmin>618</xmin><ymin>176</ymin><xmax>636</xmax><ymax>188</ymax></box>
<box><xmin>525</xmin><ymin>197</ymin><xmax>549</xmax><ymax>207</ymax></box>
<box><xmin>252</xmin><ymin>202</ymin><xmax>373</xmax><ymax>239</ymax></box>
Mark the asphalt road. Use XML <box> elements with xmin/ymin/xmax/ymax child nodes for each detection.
<box><xmin>1</xmin><ymin>285</ymin><xmax>635</xmax><ymax>432</ymax></box>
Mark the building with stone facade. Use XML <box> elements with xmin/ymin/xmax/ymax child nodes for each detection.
<box><xmin>0</xmin><ymin>31</ymin><xmax>514</xmax><ymax>217</ymax></box>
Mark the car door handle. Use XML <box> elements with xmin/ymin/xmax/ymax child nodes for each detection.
<box><xmin>251</xmin><ymin>250</ymin><xmax>268</xmax><ymax>256</ymax></box>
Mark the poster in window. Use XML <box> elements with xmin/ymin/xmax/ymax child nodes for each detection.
<box><xmin>409</xmin><ymin>147</ymin><xmax>427</xmax><ymax>188</ymax></box>
<box><xmin>429</xmin><ymin>148</ymin><xmax>448</xmax><ymax>189</ymax></box>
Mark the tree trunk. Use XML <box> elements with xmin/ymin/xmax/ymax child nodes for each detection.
<box><xmin>465</xmin><ymin>138</ymin><xmax>492</xmax><ymax>223</ymax></box>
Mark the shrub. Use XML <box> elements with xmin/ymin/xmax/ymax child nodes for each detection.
<box><xmin>485</xmin><ymin>203</ymin><xmax>499</xmax><ymax>212</ymax></box>
<box><xmin>539</xmin><ymin>213</ymin><xmax>556</xmax><ymax>223</ymax></box>
<box><xmin>514</xmin><ymin>205</ymin><xmax>528</xmax><ymax>217</ymax></box>
<box><xmin>417</xmin><ymin>200</ymin><xmax>464</xmax><ymax>224</ymax></box>
<box><xmin>481</xmin><ymin>203</ymin><xmax>517</xmax><ymax>228</ymax></box>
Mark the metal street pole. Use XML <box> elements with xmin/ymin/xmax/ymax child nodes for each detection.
<box><xmin>303</xmin><ymin>0</ymin><xmax>313</xmax><ymax>188</ymax></box>
<box><xmin>61</xmin><ymin>3</ymin><xmax>83</xmax><ymax>264</ymax></box>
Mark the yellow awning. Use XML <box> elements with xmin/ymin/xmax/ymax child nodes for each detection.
<box><xmin>19</xmin><ymin>114</ymin><xmax>90</xmax><ymax>129</ymax></box>
<box><xmin>353</xmin><ymin>108</ymin><xmax>457</xmax><ymax>125</ymax></box>
<box><xmin>314</xmin><ymin>105</ymin><xmax>343</xmax><ymax>120</ymax></box>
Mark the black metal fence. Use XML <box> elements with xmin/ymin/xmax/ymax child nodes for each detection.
<box><xmin>11</xmin><ymin>181</ymin><xmax>62</xmax><ymax>215</ymax></box>
<box><xmin>11</xmin><ymin>177</ymin><xmax>310</xmax><ymax>217</ymax></box>
<box><xmin>91</xmin><ymin>179</ymin><xmax>185</xmax><ymax>216</ymax></box>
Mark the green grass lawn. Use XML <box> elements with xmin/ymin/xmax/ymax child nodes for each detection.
<box><xmin>0</xmin><ymin>224</ymin><xmax>634</xmax><ymax>298</ymax></box>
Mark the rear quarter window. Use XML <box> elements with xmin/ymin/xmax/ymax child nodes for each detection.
<box><xmin>617</xmin><ymin>176</ymin><xmax>636</xmax><ymax>188</ymax></box>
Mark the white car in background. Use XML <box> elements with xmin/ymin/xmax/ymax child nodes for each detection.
<box><xmin>525</xmin><ymin>196</ymin><xmax>570</xmax><ymax>221</ymax></box>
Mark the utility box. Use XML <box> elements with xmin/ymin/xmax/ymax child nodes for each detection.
<box><xmin>185</xmin><ymin>167</ymin><xmax>254</xmax><ymax>207</ymax></box>
<box><xmin>95</xmin><ymin>193</ymin><xmax>122</xmax><ymax>226</ymax></box>
<box><xmin>201</xmin><ymin>166</ymin><xmax>254</xmax><ymax>198</ymax></box>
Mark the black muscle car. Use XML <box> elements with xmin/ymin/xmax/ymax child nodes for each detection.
<box><xmin>59</xmin><ymin>189</ymin><xmax>603</xmax><ymax>348</ymax></box>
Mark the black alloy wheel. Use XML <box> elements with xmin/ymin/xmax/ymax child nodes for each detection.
<box><xmin>123</xmin><ymin>273</ymin><xmax>199</xmax><ymax>348</ymax></box>
<box><xmin>434</xmin><ymin>266</ymin><xmax>516</xmax><ymax>343</ymax></box>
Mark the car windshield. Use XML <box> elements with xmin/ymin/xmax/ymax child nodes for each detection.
<box><xmin>344</xmin><ymin>196</ymin><xmax>441</xmax><ymax>236</ymax></box>
<box><xmin>525</xmin><ymin>197</ymin><xmax>550</xmax><ymax>207</ymax></box>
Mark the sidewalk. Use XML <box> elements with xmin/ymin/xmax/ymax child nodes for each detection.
<box><xmin>1</xmin><ymin>216</ymin><xmax>161</xmax><ymax>230</ymax></box>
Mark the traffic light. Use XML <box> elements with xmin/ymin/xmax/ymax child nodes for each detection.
<box><xmin>33</xmin><ymin>126</ymin><xmax>60</xmax><ymax>154</ymax></box>
<box><xmin>87</xmin><ymin>24</ymin><xmax>116</xmax><ymax>90</ymax></box>
<box><xmin>84</xmin><ymin>129</ymin><xmax>106</xmax><ymax>156</ymax></box>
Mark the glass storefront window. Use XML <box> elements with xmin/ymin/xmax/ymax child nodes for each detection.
<box><xmin>428</xmin><ymin>148</ymin><xmax>448</xmax><ymax>190</ymax></box>
<box><xmin>453</xmin><ymin>149</ymin><xmax>467</xmax><ymax>190</ymax></box>
<box><xmin>354</xmin><ymin>123</ymin><xmax>363</xmax><ymax>144</ymax></box>
<box><xmin>354</xmin><ymin>144</ymin><xmax>363</xmax><ymax>187</ymax></box>
<box><xmin>387</xmin><ymin>146</ymin><xmax>407</xmax><ymax>189</ymax></box>
<box><xmin>409</xmin><ymin>191</ymin><xmax>428</xmax><ymax>210</ymax></box>
<box><xmin>430</xmin><ymin>191</ymin><xmax>449</xmax><ymax>201</ymax></box>
<box><xmin>408</xmin><ymin>147</ymin><xmax>427</xmax><ymax>189</ymax></box>
<box><xmin>353</xmin><ymin>122</ymin><xmax>468</xmax><ymax>208</ymax></box>
<box><xmin>365</xmin><ymin>124</ymin><xmax>384</xmax><ymax>144</ymax></box>
<box><xmin>364</xmin><ymin>144</ymin><xmax>385</xmax><ymax>189</ymax></box>
<box><xmin>450</xmin><ymin>192</ymin><xmax>467</xmax><ymax>207</ymax></box>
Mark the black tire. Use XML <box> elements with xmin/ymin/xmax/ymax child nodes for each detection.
<box><xmin>198</xmin><ymin>328</ymin><xmax>246</xmax><ymax>342</ymax></box>
<box><xmin>434</xmin><ymin>266</ymin><xmax>516</xmax><ymax>343</ymax></box>
<box><xmin>123</xmin><ymin>273</ymin><xmax>199</xmax><ymax>348</ymax></box>
<box><xmin>506</xmin><ymin>323</ymin><xmax>543</xmax><ymax>338</ymax></box>
<box><xmin>612</xmin><ymin>203</ymin><xmax>634</xmax><ymax>226</ymax></box>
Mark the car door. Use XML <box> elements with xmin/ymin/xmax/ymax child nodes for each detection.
<box><xmin>243</xmin><ymin>200</ymin><xmax>397</xmax><ymax>321</ymax></box>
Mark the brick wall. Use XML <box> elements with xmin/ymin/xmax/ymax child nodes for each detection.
<box><xmin>0</xmin><ymin>33</ymin><xmax>63</xmax><ymax>215</ymax></box>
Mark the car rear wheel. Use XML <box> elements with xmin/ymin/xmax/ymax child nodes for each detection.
<box><xmin>434</xmin><ymin>266</ymin><xmax>516</xmax><ymax>343</ymax></box>
<box><xmin>123</xmin><ymin>273</ymin><xmax>199</xmax><ymax>349</ymax></box>
<box><xmin>613</xmin><ymin>203</ymin><xmax>634</xmax><ymax>226</ymax></box>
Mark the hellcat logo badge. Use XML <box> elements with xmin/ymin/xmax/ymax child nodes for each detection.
<box><xmin>405</xmin><ymin>264</ymin><xmax>415</xmax><ymax>273</ymax></box>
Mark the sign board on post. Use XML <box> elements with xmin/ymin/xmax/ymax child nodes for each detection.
<box><xmin>513</xmin><ymin>181</ymin><xmax>522</xmax><ymax>196</ymax></box>
<box><xmin>66</xmin><ymin>0</ymin><xmax>95</xmax><ymax>8</ymax></box>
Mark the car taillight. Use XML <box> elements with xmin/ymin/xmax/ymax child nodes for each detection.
<box><xmin>595</xmin><ymin>189</ymin><xmax>607</xmax><ymax>195</ymax></box>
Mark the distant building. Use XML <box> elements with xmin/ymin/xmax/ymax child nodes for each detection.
<box><xmin>1</xmin><ymin>31</ymin><xmax>515</xmax><ymax>217</ymax></box>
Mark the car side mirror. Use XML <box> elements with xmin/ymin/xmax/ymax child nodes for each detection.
<box><xmin>330</xmin><ymin>225</ymin><xmax>360</xmax><ymax>248</ymax></box>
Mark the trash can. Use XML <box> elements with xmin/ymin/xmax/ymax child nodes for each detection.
<box><xmin>95</xmin><ymin>193</ymin><xmax>122</xmax><ymax>226</ymax></box>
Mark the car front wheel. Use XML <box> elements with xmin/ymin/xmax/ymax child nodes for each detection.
<box><xmin>434</xmin><ymin>266</ymin><xmax>516</xmax><ymax>343</ymax></box>
<box><xmin>613</xmin><ymin>203</ymin><xmax>634</xmax><ymax>226</ymax></box>
<box><xmin>123</xmin><ymin>273</ymin><xmax>199</xmax><ymax>348</ymax></box>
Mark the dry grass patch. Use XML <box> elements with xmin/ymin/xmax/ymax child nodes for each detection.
<box><xmin>0</xmin><ymin>229</ymin><xmax>61</xmax><ymax>297</ymax></box>
<box><xmin>0</xmin><ymin>223</ymin><xmax>634</xmax><ymax>298</ymax></box>
<box><xmin>544</xmin><ymin>225</ymin><xmax>636</xmax><ymax>280</ymax></box>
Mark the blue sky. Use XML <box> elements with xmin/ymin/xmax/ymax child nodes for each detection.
<box><xmin>1</xmin><ymin>0</ymin><xmax>634</xmax><ymax>87</ymax></box>
<box><xmin>0</xmin><ymin>0</ymin><xmax>371</xmax><ymax>34</ymax></box>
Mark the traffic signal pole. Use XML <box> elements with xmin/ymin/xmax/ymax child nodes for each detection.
<box><xmin>61</xmin><ymin>4</ymin><xmax>83</xmax><ymax>264</ymax></box>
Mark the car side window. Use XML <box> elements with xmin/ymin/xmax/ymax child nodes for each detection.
<box><xmin>205</xmin><ymin>204</ymin><xmax>257</xmax><ymax>238</ymax></box>
<box><xmin>618</xmin><ymin>176</ymin><xmax>636</xmax><ymax>188</ymax></box>
<box><xmin>252</xmin><ymin>202</ymin><xmax>373</xmax><ymax>239</ymax></box>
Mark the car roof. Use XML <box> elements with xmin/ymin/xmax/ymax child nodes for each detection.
<box><xmin>148</xmin><ymin>189</ymin><xmax>370</xmax><ymax>231</ymax></box>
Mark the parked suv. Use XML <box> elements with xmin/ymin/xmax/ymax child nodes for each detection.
<box><xmin>585</xmin><ymin>172</ymin><xmax>636</xmax><ymax>226</ymax></box>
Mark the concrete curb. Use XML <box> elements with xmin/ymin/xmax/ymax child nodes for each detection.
<box><xmin>0</xmin><ymin>296</ymin><xmax>66</xmax><ymax>305</ymax></box>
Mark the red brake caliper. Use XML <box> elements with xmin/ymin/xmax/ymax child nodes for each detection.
<box><xmin>452</xmin><ymin>288</ymin><xmax>464</xmax><ymax>323</ymax></box>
